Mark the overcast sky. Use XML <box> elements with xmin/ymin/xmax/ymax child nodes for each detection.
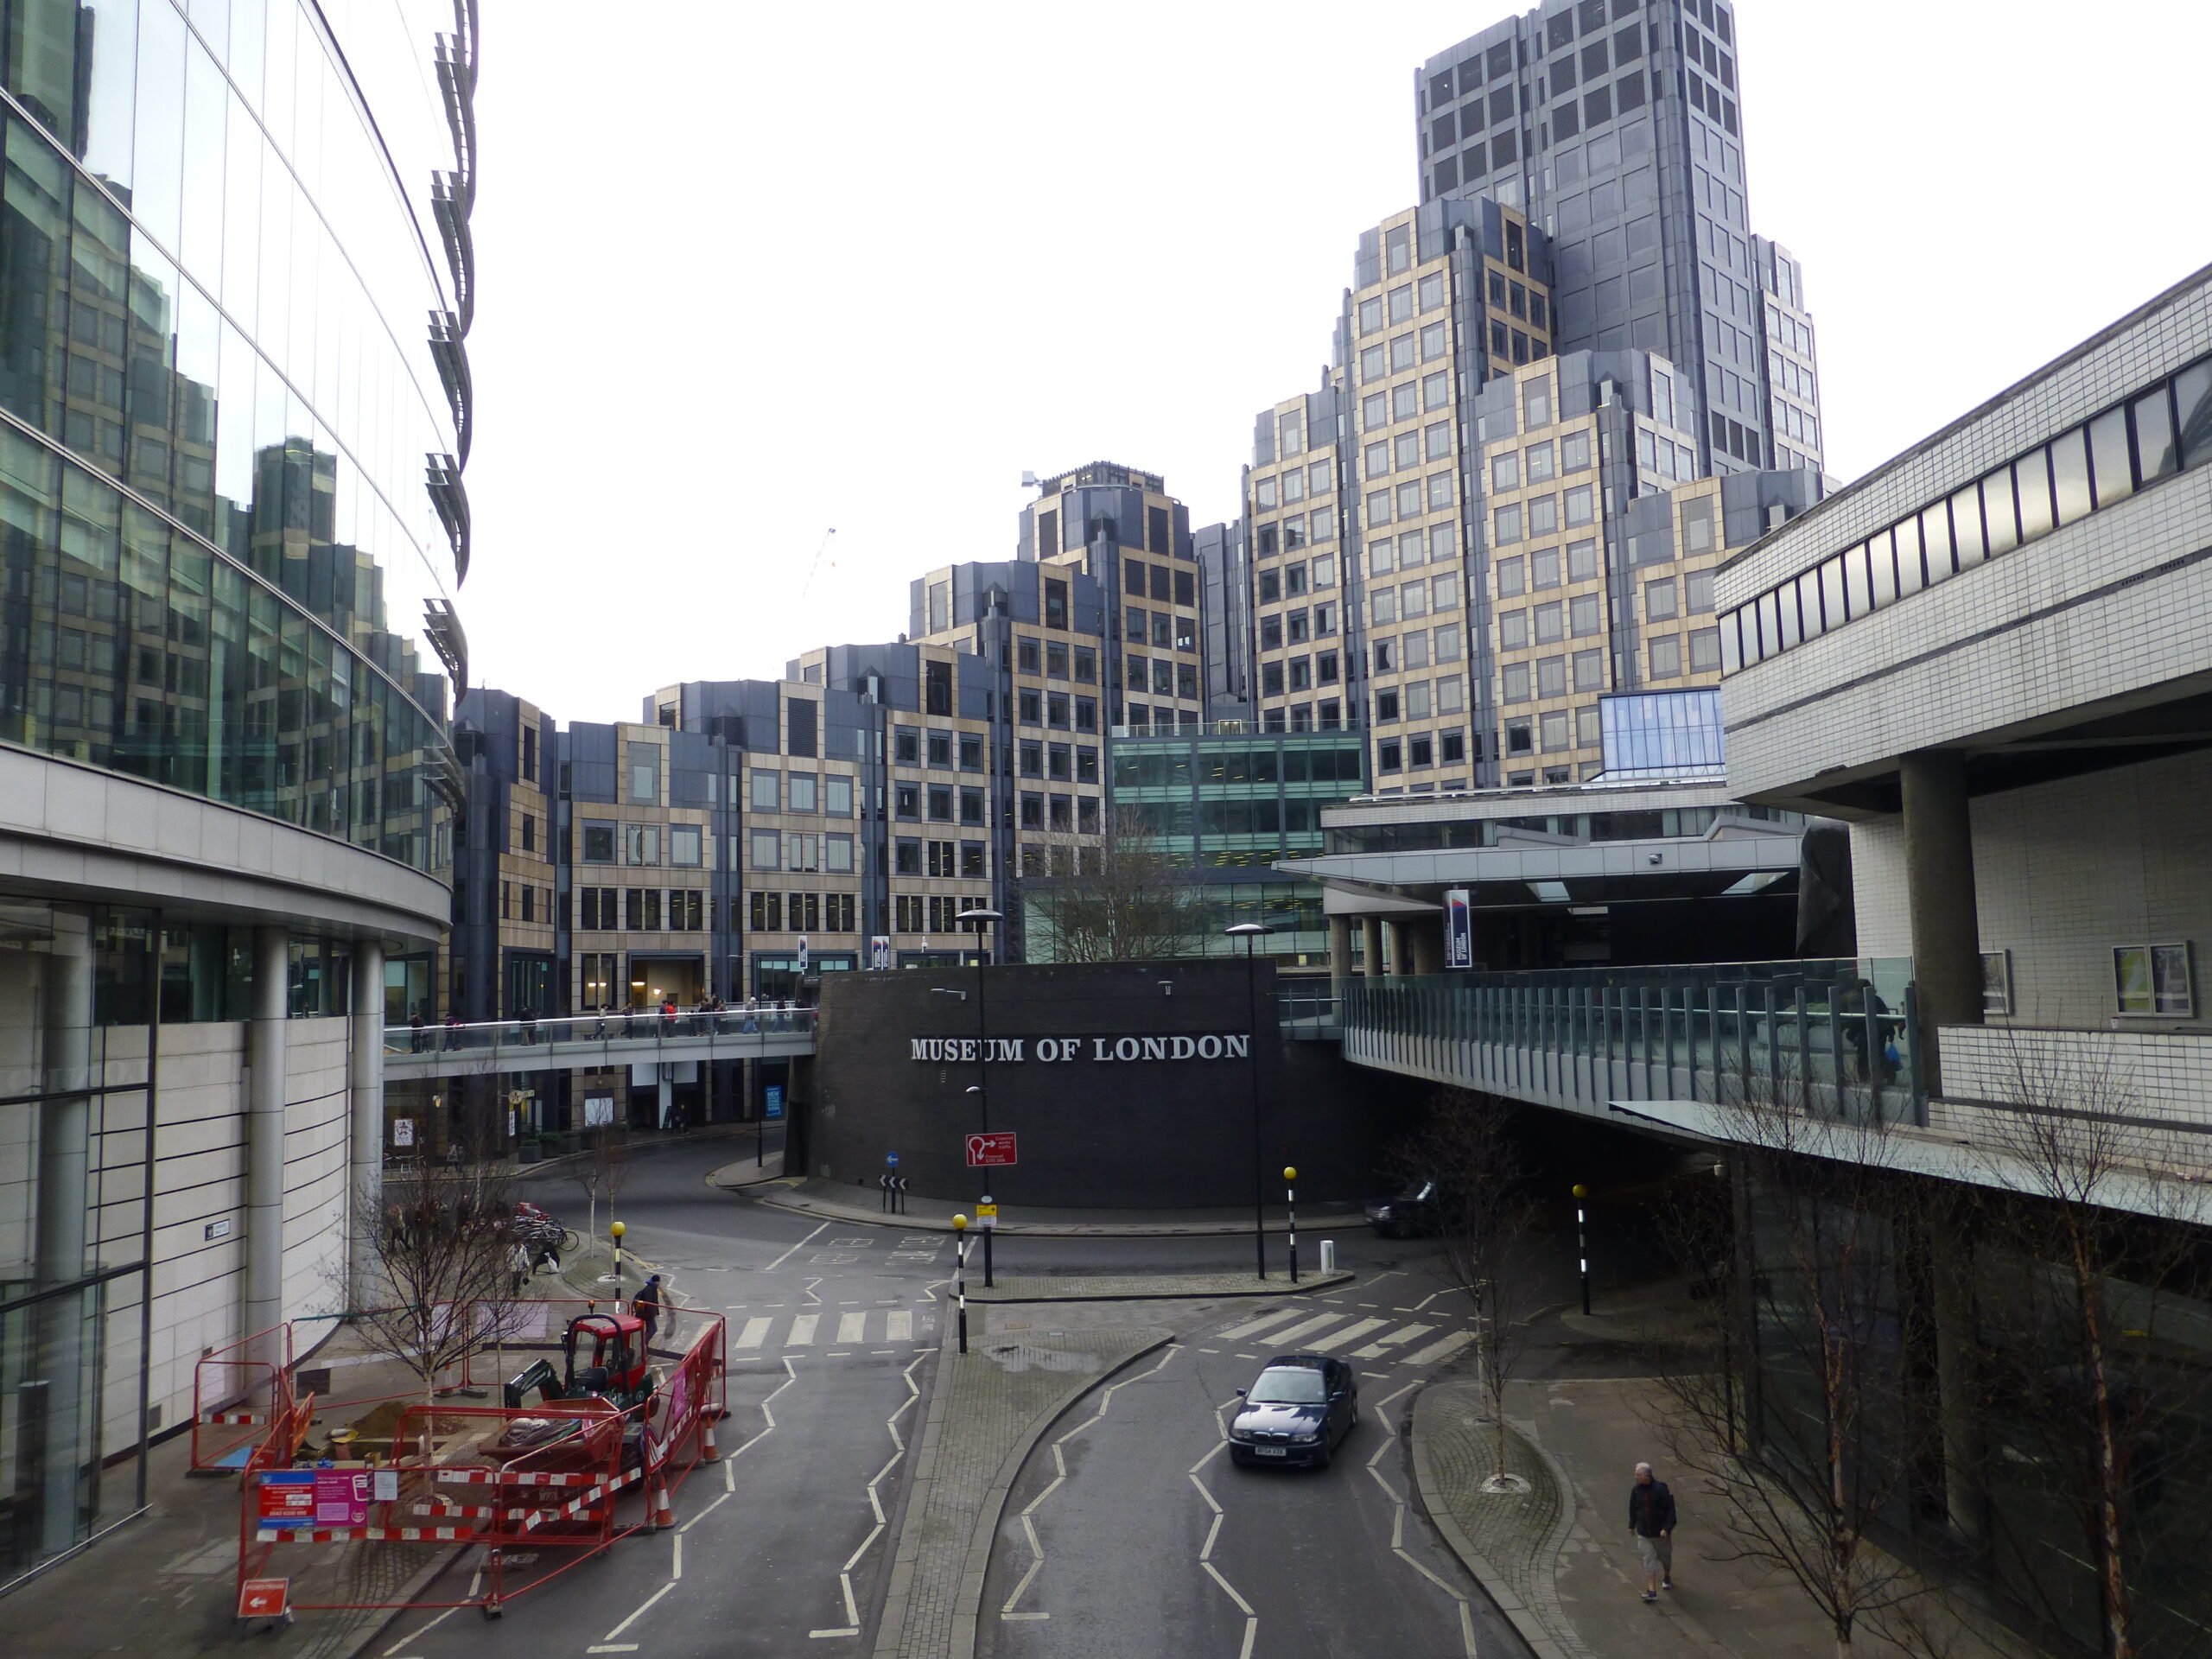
<box><xmin>459</xmin><ymin>0</ymin><xmax>2210</xmax><ymax>725</ymax></box>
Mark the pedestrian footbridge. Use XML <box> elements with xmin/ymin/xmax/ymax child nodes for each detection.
<box><xmin>1330</xmin><ymin>957</ymin><xmax>1924</xmax><ymax>1127</ymax></box>
<box><xmin>382</xmin><ymin>1012</ymin><xmax>819</xmax><ymax>1083</ymax></box>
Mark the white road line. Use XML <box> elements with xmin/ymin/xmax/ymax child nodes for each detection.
<box><xmin>600</xmin><ymin>1580</ymin><xmax>674</xmax><ymax>1641</ymax></box>
<box><xmin>585</xmin><ymin>1646</ymin><xmax>639</xmax><ymax>1654</ymax></box>
<box><xmin>764</xmin><ymin>1221</ymin><xmax>829</xmax><ymax>1272</ymax></box>
<box><xmin>1405</xmin><ymin>1329</ymin><xmax>1477</xmax><ymax>1367</ymax></box>
<box><xmin>804</xmin><ymin>1276</ymin><xmax>824</xmax><ymax>1306</ymax></box>
<box><xmin>1350</xmin><ymin>1322</ymin><xmax>1434</xmax><ymax>1359</ymax></box>
<box><xmin>733</xmin><ymin>1316</ymin><xmax>772</xmax><ymax>1351</ymax></box>
<box><xmin>836</xmin><ymin>1311</ymin><xmax>868</xmax><ymax>1344</ymax></box>
<box><xmin>807</xmin><ymin>1630</ymin><xmax>860</xmax><ymax>1640</ymax></box>
<box><xmin>1213</xmin><ymin>1306</ymin><xmax>1303</xmax><ymax>1341</ymax></box>
<box><xmin>671</xmin><ymin>1532</ymin><xmax>682</xmax><ymax>1580</ymax></box>
<box><xmin>887</xmin><ymin>1310</ymin><xmax>913</xmax><ymax>1343</ymax></box>
<box><xmin>1001</xmin><ymin>1344</ymin><xmax>1179</xmax><ymax>1621</ymax></box>
<box><xmin>382</xmin><ymin>1608</ymin><xmax>457</xmax><ymax>1655</ymax></box>
<box><xmin>788</xmin><ymin>1313</ymin><xmax>819</xmax><ymax>1347</ymax></box>
<box><xmin>1305</xmin><ymin>1317</ymin><xmax>1387</xmax><ymax>1352</ymax></box>
<box><xmin>1266</xmin><ymin>1312</ymin><xmax>1348</xmax><ymax>1347</ymax></box>
<box><xmin>1366</xmin><ymin>1392</ymin><xmax>1479</xmax><ymax>1659</ymax></box>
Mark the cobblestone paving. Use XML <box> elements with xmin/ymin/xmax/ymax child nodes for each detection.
<box><xmin>1416</xmin><ymin>1377</ymin><xmax>1591</xmax><ymax>1659</ymax></box>
<box><xmin>874</xmin><ymin>1308</ymin><xmax>1172</xmax><ymax>1659</ymax></box>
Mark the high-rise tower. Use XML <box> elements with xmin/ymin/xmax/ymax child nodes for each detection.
<box><xmin>1415</xmin><ymin>0</ymin><xmax>1823</xmax><ymax>477</ymax></box>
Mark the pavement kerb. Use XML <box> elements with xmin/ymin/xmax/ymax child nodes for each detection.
<box><xmin>711</xmin><ymin>1171</ymin><xmax>1368</xmax><ymax>1239</ymax></box>
<box><xmin>1408</xmin><ymin>1380</ymin><xmax>1584</xmax><ymax>1659</ymax></box>
<box><xmin>327</xmin><ymin>1545</ymin><xmax>474</xmax><ymax>1659</ymax></box>
<box><xmin>950</xmin><ymin>1331</ymin><xmax>1177</xmax><ymax>1659</ymax></box>
<box><xmin>963</xmin><ymin>1269</ymin><xmax>1353</xmax><ymax>1304</ymax></box>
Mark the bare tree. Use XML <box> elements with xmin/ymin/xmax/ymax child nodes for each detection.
<box><xmin>1647</xmin><ymin>1071</ymin><xmax>1945</xmax><ymax>1659</ymax></box>
<box><xmin>1966</xmin><ymin>1036</ymin><xmax>2212</xmax><ymax>1659</ymax></box>
<box><xmin>1023</xmin><ymin>802</ymin><xmax>1206</xmax><ymax>963</ymax></box>
<box><xmin>1402</xmin><ymin>1089</ymin><xmax>1542</xmax><ymax>1489</ymax></box>
<box><xmin>573</xmin><ymin>1123</ymin><xmax>632</xmax><ymax>1249</ymax></box>
<box><xmin>350</xmin><ymin>1154</ymin><xmax>536</xmax><ymax>1412</ymax></box>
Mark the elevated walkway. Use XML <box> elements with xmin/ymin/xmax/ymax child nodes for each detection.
<box><xmin>383</xmin><ymin>1012</ymin><xmax>817</xmax><ymax>1082</ymax></box>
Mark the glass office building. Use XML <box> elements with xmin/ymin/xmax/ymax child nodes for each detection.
<box><xmin>0</xmin><ymin>1</ymin><xmax>473</xmax><ymax>1588</ymax></box>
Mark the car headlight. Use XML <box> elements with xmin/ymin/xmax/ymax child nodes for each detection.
<box><xmin>1293</xmin><ymin>1432</ymin><xmax>1320</xmax><ymax>1445</ymax></box>
<box><xmin>1228</xmin><ymin>1426</ymin><xmax>1253</xmax><ymax>1442</ymax></box>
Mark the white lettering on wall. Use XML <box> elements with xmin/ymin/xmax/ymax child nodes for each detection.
<box><xmin>910</xmin><ymin>1033</ymin><xmax>1257</xmax><ymax>1065</ymax></box>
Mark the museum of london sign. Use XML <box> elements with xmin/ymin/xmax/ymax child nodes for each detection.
<box><xmin>909</xmin><ymin>1033</ymin><xmax>1251</xmax><ymax>1065</ymax></box>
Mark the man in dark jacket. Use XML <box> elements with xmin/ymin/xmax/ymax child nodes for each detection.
<box><xmin>1630</xmin><ymin>1460</ymin><xmax>1676</xmax><ymax>1600</ymax></box>
<box><xmin>632</xmin><ymin>1274</ymin><xmax>664</xmax><ymax>1353</ymax></box>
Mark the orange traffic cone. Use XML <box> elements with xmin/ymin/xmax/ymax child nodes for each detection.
<box><xmin>649</xmin><ymin>1472</ymin><xmax>675</xmax><ymax>1530</ymax></box>
<box><xmin>701</xmin><ymin>1414</ymin><xmax>721</xmax><ymax>1462</ymax></box>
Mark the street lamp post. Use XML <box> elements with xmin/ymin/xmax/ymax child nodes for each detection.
<box><xmin>957</xmin><ymin>907</ymin><xmax>1002</xmax><ymax>1289</ymax></box>
<box><xmin>1226</xmin><ymin>923</ymin><xmax>1271</xmax><ymax>1281</ymax></box>
<box><xmin>610</xmin><ymin>1219</ymin><xmax>626</xmax><ymax>1298</ymax></box>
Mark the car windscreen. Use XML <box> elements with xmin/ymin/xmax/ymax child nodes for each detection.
<box><xmin>1249</xmin><ymin>1369</ymin><xmax>1327</xmax><ymax>1404</ymax></box>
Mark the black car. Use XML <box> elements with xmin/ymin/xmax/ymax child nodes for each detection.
<box><xmin>1227</xmin><ymin>1355</ymin><xmax>1359</xmax><ymax>1469</ymax></box>
<box><xmin>1364</xmin><ymin>1179</ymin><xmax>1440</xmax><ymax>1238</ymax></box>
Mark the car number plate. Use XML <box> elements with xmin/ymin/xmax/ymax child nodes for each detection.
<box><xmin>1256</xmin><ymin>1446</ymin><xmax>1287</xmax><ymax>1457</ymax></box>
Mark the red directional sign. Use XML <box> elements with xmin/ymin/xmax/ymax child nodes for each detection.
<box><xmin>965</xmin><ymin>1132</ymin><xmax>1018</xmax><ymax>1168</ymax></box>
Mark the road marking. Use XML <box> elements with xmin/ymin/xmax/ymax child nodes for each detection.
<box><xmin>789</xmin><ymin>1314</ymin><xmax>819</xmax><ymax>1347</ymax></box>
<box><xmin>803</xmin><ymin>1277</ymin><xmax>824</xmax><ymax>1306</ymax></box>
<box><xmin>382</xmin><ymin>1608</ymin><xmax>457</xmax><ymax>1655</ymax></box>
<box><xmin>807</xmin><ymin>1630</ymin><xmax>860</xmax><ymax>1639</ymax></box>
<box><xmin>586</xmin><ymin>1647</ymin><xmax>639</xmax><ymax>1654</ymax></box>
<box><xmin>1233</xmin><ymin>1352</ymin><xmax>1257</xmax><ymax>1361</ymax></box>
<box><xmin>734</xmin><ymin>1316</ymin><xmax>772</xmax><ymax>1351</ymax></box>
<box><xmin>600</xmin><ymin>1580</ymin><xmax>674</xmax><ymax>1641</ymax></box>
<box><xmin>836</xmin><ymin>1311</ymin><xmax>868</xmax><ymax>1344</ymax></box>
<box><xmin>671</xmin><ymin>1532</ymin><xmax>682</xmax><ymax>1580</ymax></box>
<box><xmin>1187</xmin><ymin>1390</ymin><xmax>1260</xmax><ymax>1656</ymax></box>
<box><xmin>1358</xmin><ymin>1302</ymin><xmax>1379</xmax><ymax>1309</ymax></box>
<box><xmin>1002</xmin><ymin>1344</ymin><xmax>1179</xmax><ymax>1622</ymax></box>
<box><xmin>817</xmin><ymin>1351</ymin><xmax>927</xmax><ymax>1643</ymax></box>
<box><xmin>1213</xmin><ymin>1306</ymin><xmax>1302</xmax><ymax>1341</ymax></box>
<box><xmin>1264</xmin><ymin>1312</ymin><xmax>1345</xmax><ymax>1347</ymax></box>
<box><xmin>887</xmin><ymin>1310</ymin><xmax>913</xmax><ymax>1343</ymax></box>
<box><xmin>1350</xmin><ymin>1322</ymin><xmax>1434</xmax><ymax>1359</ymax></box>
<box><xmin>764</xmin><ymin>1220</ymin><xmax>829</xmax><ymax>1272</ymax></box>
<box><xmin>1406</xmin><ymin>1329</ymin><xmax>1477</xmax><ymax>1367</ymax></box>
<box><xmin>1305</xmin><ymin>1317</ymin><xmax>1387</xmax><ymax>1352</ymax></box>
<box><xmin>1365</xmin><ymin>1389</ymin><xmax>1479</xmax><ymax>1659</ymax></box>
<box><xmin>1198</xmin><ymin>1347</ymin><xmax>1220</xmax><ymax>1354</ymax></box>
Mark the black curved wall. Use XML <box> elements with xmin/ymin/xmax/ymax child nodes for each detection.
<box><xmin>804</xmin><ymin>959</ymin><xmax>1411</xmax><ymax>1209</ymax></box>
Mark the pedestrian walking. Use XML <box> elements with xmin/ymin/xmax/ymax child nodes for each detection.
<box><xmin>507</xmin><ymin>1239</ymin><xmax>531</xmax><ymax>1297</ymax></box>
<box><xmin>410</xmin><ymin>1008</ymin><xmax>427</xmax><ymax>1052</ymax></box>
<box><xmin>1630</xmin><ymin>1460</ymin><xmax>1676</xmax><ymax>1600</ymax></box>
<box><xmin>632</xmin><ymin>1274</ymin><xmax>664</xmax><ymax>1352</ymax></box>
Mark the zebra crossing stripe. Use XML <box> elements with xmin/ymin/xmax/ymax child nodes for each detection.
<box><xmin>1265</xmin><ymin>1313</ymin><xmax>1345</xmax><ymax>1348</ymax></box>
<box><xmin>787</xmin><ymin>1314</ymin><xmax>819</xmax><ymax>1348</ymax></box>
<box><xmin>836</xmin><ymin>1312</ymin><xmax>868</xmax><ymax>1344</ymax></box>
<box><xmin>887</xmin><ymin>1310</ymin><xmax>913</xmax><ymax>1343</ymax></box>
<box><xmin>1349</xmin><ymin>1323</ymin><xmax>1433</xmax><ymax>1359</ymax></box>
<box><xmin>1303</xmin><ymin>1317</ymin><xmax>1387</xmax><ymax>1353</ymax></box>
<box><xmin>1404</xmin><ymin>1329</ymin><xmax>1477</xmax><ymax>1367</ymax></box>
<box><xmin>1214</xmin><ymin>1307</ymin><xmax>1303</xmax><ymax>1342</ymax></box>
<box><xmin>734</xmin><ymin>1316</ymin><xmax>772</xmax><ymax>1351</ymax></box>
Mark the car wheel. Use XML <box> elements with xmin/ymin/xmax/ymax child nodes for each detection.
<box><xmin>1313</xmin><ymin>1442</ymin><xmax>1332</xmax><ymax>1471</ymax></box>
<box><xmin>1351</xmin><ymin>1400</ymin><xmax>1361</xmax><ymax>1431</ymax></box>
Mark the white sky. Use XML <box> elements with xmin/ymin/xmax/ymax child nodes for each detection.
<box><xmin>461</xmin><ymin>0</ymin><xmax>2211</xmax><ymax>724</ymax></box>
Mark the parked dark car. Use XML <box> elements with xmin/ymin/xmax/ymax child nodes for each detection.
<box><xmin>1364</xmin><ymin>1179</ymin><xmax>1440</xmax><ymax>1238</ymax></box>
<box><xmin>1227</xmin><ymin>1355</ymin><xmax>1359</xmax><ymax>1469</ymax></box>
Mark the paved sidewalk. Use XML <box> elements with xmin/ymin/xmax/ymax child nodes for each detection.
<box><xmin>1413</xmin><ymin>1331</ymin><xmax>2031</xmax><ymax>1659</ymax></box>
<box><xmin>714</xmin><ymin>1169</ymin><xmax>1366</xmax><ymax>1238</ymax></box>
<box><xmin>964</xmin><ymin>1269</ymin><xmax>1351</xmax><ymax>1303</ymax></box>
<box><xmin>873</xmin><ymin>1303</ymin><xmax>1173</xmax><ymax>1659</ymax></box>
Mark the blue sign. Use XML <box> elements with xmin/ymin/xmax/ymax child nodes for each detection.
<box><xmin>1445</xmin><ymin>889</ymin><xmax>1474</xmax><ymax>970</ymax></box>
<box><xmin>764</xmin><ymin>1084</ymin><xmax>785</xmax><ymax>1120</ymax></box>
<box><xmin>886</xmin><ymin>1151</ymin><xmax>899</xmax><ymax>1167</ymax></box>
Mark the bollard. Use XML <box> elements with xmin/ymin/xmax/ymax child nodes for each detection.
<box><xmin>953</xmin><ymin>1215</ymin><xmax>970</xmax><ymax>1355</ymax></box>
<box><xmin>1320</xmin><ymin>1238</ymin><xmax>1337</xmax><ymax>1274</ymax></box>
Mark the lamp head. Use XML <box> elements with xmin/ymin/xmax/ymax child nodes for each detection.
<box><xmin>1282</xmin><ymin>1166</ymin><xmax>1297</xmax><ymax>1183</ymax></box>
<box><xmin>952</xmin><ymin>1214</ymin><xmax>969</xmax><ymax>1232</ymax></box>
<box><xmin>609</xmin><ymin>1220</ymin><xmax>626</xmax><ymax>1240</ymax></box>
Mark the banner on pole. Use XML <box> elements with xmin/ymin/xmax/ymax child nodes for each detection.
<box><xmin>1445</xmin><ymin>889</ymin><xmax>1473</xmax><ymax>969</ymax></box>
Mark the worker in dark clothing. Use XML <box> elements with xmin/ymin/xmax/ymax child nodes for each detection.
<box><xmin>1630</xmin><ymin>1460</ymin><xmax>1677</xmax><ymax>1600</ymax></box>
<box><xmin>632</xmin><ymin>1274</ymin><xmax>664</xmax><ymax>1354</ymax></box>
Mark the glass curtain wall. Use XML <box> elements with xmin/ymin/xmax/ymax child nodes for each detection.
<box><xmin>0</xmin><ymin>1</ymin><xmax>461</xmax><ymax>869</ymax></box>
<box><xmin>0</xmin><ymin>899</ymin><xmax>158</xmax><ymax>1589</ymax></box>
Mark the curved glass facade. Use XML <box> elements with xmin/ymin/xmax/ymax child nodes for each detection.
<box><xmin>0</xmin><ymin>0</ymin><xmax>470</xmax><ymax>871</ymax></box>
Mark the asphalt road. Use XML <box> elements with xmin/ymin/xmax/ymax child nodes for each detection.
<box><xmin>381</xmin><ymin>1136</ymin><xmax>947</xmax><ymax>1658</ymax></box>
<box><xmin>975</xmin><ymin>1250</ymin><xmax>1541</xmax><ymax>1659</ymax></box>
<box><xmin>372</xmin><ymin>1135</ymin><xmax>1614</xmax><ymax>1657</ymax></box>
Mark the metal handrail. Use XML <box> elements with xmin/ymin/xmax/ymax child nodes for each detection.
<box><xmin>385</xmin><ymin>1007</ymin><xmax>817</xmax><ymax>1057</ymax></box>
